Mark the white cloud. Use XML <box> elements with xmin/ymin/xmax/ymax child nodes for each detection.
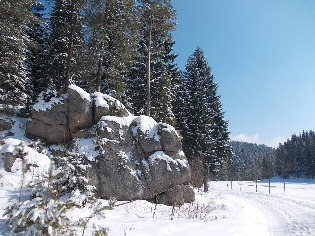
<box><xmin>230</xmin><ymin>133</ymin><xmax>287</xmax><ymax>148</ymax></box>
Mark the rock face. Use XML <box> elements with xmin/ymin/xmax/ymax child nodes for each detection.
<box><xmin>26</xmin><ymin>85</ymin><xmax>195</xmax><ymax>206</ymax></box>
<box><xmin>26</xmin><ymin>90</ymin><xmax>71</xmax><ymax>144</ymax></box>
<box><xmin>0</xmin><ymin>119</ymin><xmax>12</xmax><ymax>131</ymax></box>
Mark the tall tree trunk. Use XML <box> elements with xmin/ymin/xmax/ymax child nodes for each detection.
<box><xmin>203</xmin><ymin>160</ymin><xmax>209</xmax><ymax>192</ymax></box>
<box><xmin>65</xmin><ymin>0</ymin><xmax>75</xmax><ymax>93</ymax></box>
<box><xmin>95</xmin><ymin>0</ymin><xmax>111</xmax><ymax>92</ymax></box>
<box><xmin>203</xmin><ymin>175</ymin><xmax>209</xmax><ymax>192</ymax></box>
<box><xmin>146</xmin><ymin>10</ymin><xmax>153</xmax><ymax>116</ymax></box>
<box><xmin>96</xmin><ymin>59</ymin><xmax>102</xmax><ymax>92</ymax></box>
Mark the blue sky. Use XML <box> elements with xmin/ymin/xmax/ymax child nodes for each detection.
<box><xmin>172</xmin><ymin>0</ymin><xmax>315</xmax><ymax>147</ymax></box>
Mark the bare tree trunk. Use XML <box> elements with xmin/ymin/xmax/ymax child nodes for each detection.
<box><xmin>203</xmin><ymin>175</ymin><xmax>209</xmax><ymax>192</ymax></box>
<box><xmin>284</xmin><ymin>180</ymin><xmax>286</xmax><ymax>192</ymax></box>
<box><xmin>256</xmin><ymin>179</ymin><xmax>258</xmax><ymax>192</ymax></box>
<box><xmin>65</xmin><ymin>0</ymin><xmax>75</xmax><ymax>93</ymax></box>
<box><xmin>269</xmin><ymin>178</ymin><xmax>271</xmax><ymax>194</ymax></box>
<box><xmin>146</xmin><ymin>10</ymin><xmax>153</xmax><ymax>116</ymax></box>
<box><xmin>96</xmin><ymin>59</ymin><xmax>102</xmax><ymax>92</ymax></box>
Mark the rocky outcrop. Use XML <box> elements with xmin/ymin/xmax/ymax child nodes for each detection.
<box><xmin>68</xmin><ymin>85</ymin><xmax>93</xmax><ymax>134</ymax></box>
<box><xmin>26</xmin><ymin>85</ymin><xmax>195</xmax><ymax>206</ymax></box>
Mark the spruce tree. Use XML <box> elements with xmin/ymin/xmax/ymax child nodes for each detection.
<box><xmin>0</xmin><ymin>0</ymin><xmax>40</xmax><ymax>106</ymax></box>
<box><xmin>177</xmin><ymin>47</ymin><xmax>232</xmax><ymax>191</ymax></box>
<box><xmin>85</xmin><ymin>0</ymin><xmax>138</xmax><ymax>102</ymax></box>
<box><xmin>25</xmin><ymin>2</ymin><xmax>49</xmax><ymax>104</ymax></box>
<box><xmin>47</xmin><ymin>0</ymin><xmax>84</xmax><ymax>93</ymax></box>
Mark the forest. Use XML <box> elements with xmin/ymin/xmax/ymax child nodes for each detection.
<box><xmin>0</xmin><ymin>0</ymin><xmax>233</xmax><ymax>187</ymax></box>
<box><xmin>218</xmin><ymin>131</ymin><xmax>315</xmax><ymax>182</ymax></box>
<box><xmin>1</xmin><ymin>1</ymin><xmax>314</xmax><ymax>183</ymax></box>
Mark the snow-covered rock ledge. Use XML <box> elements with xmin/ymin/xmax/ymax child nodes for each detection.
<box><xmin>23</xmin><ymin>85</ymin><xmax>195</xmax><ymax>206</ymax></box>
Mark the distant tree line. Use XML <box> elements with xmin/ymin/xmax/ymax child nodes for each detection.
<box><xmin>276</xmin><ymin>130</ymin><xmax>315</xmax><ymax>178</ymax></box>
<box><xmin>218</xmin><ymin>131</ymin><xmax>315</xmax><ymax>181</ymax></box>
<box><xmin>0</xmin><ymin>0</ymin><xmax>232</xmax><ymax>191</ymax></box>
<box><xmin>217</xmin><ymin>141</ymin><xmax>276</xmax><ymax>181</ymax></box>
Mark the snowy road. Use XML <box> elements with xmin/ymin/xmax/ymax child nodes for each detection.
<box><xmin>214</xmin><ymin>180</ymin><xmax>315</xmax><ymax>236</ymax></box>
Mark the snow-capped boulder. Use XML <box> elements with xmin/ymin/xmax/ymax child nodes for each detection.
<box><xmin>25</xmin><ymin>85</ymin><xmax>195</xmax><ymax>206</ymax></box>
<box><xmin>68</xmin><ymin>84</ymin><xmax>93</xmax><ymax>134</ymax></box>
<box><xmin>92</xmin><ymin>92</ymin><xmax>130</xmax><ymax>123</ymax></box>
<box><xmin>159</xmin><ymin>123</ymin><xmax>182</xmax><ymax>155</ymax></box>
<box><xmin>26</xmin><ymin>90</ymin><xmax>71</xmax><ymax>144</ymax></box>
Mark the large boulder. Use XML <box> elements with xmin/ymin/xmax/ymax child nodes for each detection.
<box><xmin>92</xmin><ymin>92</ymin><xmax>130</xmax><ymax>123</ymax></box>
<box><xmin>158</xmin><ymin>123</ymin><xmax>182</xmax><ymax>155</ymax></box>
<box><xmin>26</xmin><ymin>90</ymin><xmax>71</xmax><ymax>144</ymax></box>
<box><xmin>26</xmin><ymin>85</ymin><xmax>195</xmax><ymax>206</ymax></box>
<box><xmin>68</xmin><ymin>84</ymin><xmax>93</xmax><ymax>134</ymax></box>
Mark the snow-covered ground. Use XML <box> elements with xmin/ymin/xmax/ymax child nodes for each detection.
<box><xmin>1</xmin><ymin>116</ymin><xmax>314</xmax><ymax>235</ymax></box>
<box><xmin>1</xmin><ymin>176</ymin><xmax>315</xmax><ymax>235</ymax></box>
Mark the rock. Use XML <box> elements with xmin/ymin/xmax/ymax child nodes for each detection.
<box><xmin>92</xmin><ymin>92</ymin><xmax>130</xmax><ymax>123</ymax></box>
<box><xmin>145</xmin><ymin>151</ymin><xmax>191</xmax><ymax>193</ymax></box>
<box><xmin>96</xmin><ymin>142</ymin><xmax>143</xmax><ymax>200</ymax></box>
<box><xmin>182</xmin><ymin>185</ymin><xmax>195</xmax><ymax>203</ymax></box>
<box><xmin>157</xmin><ymin>185</ymin><xmax>195</xmax><ymax>206</ymax></box>
<box><xmin>159</xmin><ymin>123</ymin><xmax>182</xmax><ymax>155</ymax></box>
<box><xmin>96</xmin><ymin>116</ymin><xmax>132</xmax><ymax>141</ymax></box>
<box><xmin>26</xmin><ymin>119</ymin><xmax>72</xmax><ymax>144</ymax></box>
<box><xmin>68</xmin><ymin>85</ymin><xmax>93</xmax><ymax>134</ymax></box>
<box><xmin>131</xmin><ymin>116</ymin><xmax>162</xmax><ymax>156</ymax></box>
<box><xmin>137</xmin><ymin>133</ymin><xmax>162</xmax><ymax>156</ymax></box>
<box><xmin>25</xmin><ymin>85</ymin><xmax>195</xmax><ymax>206</ymax></box>
<box><xmin>0</xmin><ymin>119</ymin><xmax>12</xmax><ymax>131</ymax></box>
<box><xmin>73</xmin><ymin>127</ymin><xmax>97</xmax><ymax>139</ymax></box>
<box><xmin>26</xmin><ymin>91</ymin><xmax>71</xmax><ymax>144</ymax></box>
<box><xmin>4</xmin><ymin>152</ymin><xmax>16</xmax><ymax>172</ymax></box>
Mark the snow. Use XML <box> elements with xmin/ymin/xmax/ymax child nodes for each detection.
<box><xmin>132</xmin><ymin>115</ymin><xmax>160</xmax><ymax>141</ymax></box>
<box><xmin>161</xmin><ymin>122</ymin><xmax>179</xmax><ymax>138</ymax></box>
<box><xmin>69</xmin><ymin>84</ymin><xmax>91</xmax><ymax>101</ymax></box>
<box><xmin>1</xmin><ymin>112</ymin><xmax>315</xmax><ymax>235</ymax></box>
<box><xmin>72</xmin><ymin>138</ymin><xmax>100</xmax><ymax>162</ymax></box>
<box><xmin>33</xmin><ymin>89</ymin><xmax>68</xmax><ymax>112</ymax></box>
<box><xmin>92</xmin><ymin>92</ymin><xmax>131</xmax><ymax>117</ymax></box>
<box><xmin>148</xmin><ymin>151</ymin><xmax>188</xmax><ymax>171</ymax></box>
<box><xmin>92</xmin><ymin>92</ymin><xmax>111</xmax><ymax>108</ymax></box>
<box><xmin>2</xmin><ymin>153</ymin><xmax>315</xmax><ymax>236</ymax></box>
<box><xmin>100</xmin><ymin>115</ymin><xmax>135</xmax><ymax>128</ymax></box>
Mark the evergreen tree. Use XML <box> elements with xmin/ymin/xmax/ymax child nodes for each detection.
<box><xmin>25</xmin><ymin>2</ymin><xmax>49</xmax><ymax>106</ymax></box>
<box><xmin>275</xmin><ymin>130</ymin><xmax>315</xmax><ymax>178</ymax></box>
<box><xmin>177</xmin><ymin>47</ymin><xmax>232</xmax><ymax>191</ymax></box>
<box><xmin>47</xmin><ymin>0</ymin><xmax>84</xmax><ymax>93</ymax></box>
<box><xmin>85</xmin><ymin>0</ymin><xmax>138</xmax><ymax>102</ymax></box>
<box><xmin>0</xmin><ymin>0</ymin><xmax>40</xmax><ymax>106</ymax></box>
<box><xmin>150</xmin><ymin>38</ymin><xmax>180</xmax><ymax>126</ymax></box>
<box><xmin>127</xmin><ymin>0</ymin><xmax>178</xmax><ymax>123</ymax></box>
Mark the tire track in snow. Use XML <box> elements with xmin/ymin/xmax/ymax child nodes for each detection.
<box><xmin>229</xmin><ymin>191</ymin><xmax>315</xmax><ymax>236</ymax></box>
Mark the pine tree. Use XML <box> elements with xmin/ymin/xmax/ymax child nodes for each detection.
<box><xmin>47</xmin><ymin>0</ymin><xmax>84</xmax><ymax>93</ymax></box>
<box><xmin>127</xmin><ymin>0</ymin><xmax>177</xmax><ymax>122</ymax></box>
<box><xmin>0</xmin><ymin>0</ymin><xmax>40</xmax><ymax>106</ymax></box>
<box><xmin>177</xmin><ymin>47</ymin><xmax>232</xmax><ymax>191</ymax></box>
